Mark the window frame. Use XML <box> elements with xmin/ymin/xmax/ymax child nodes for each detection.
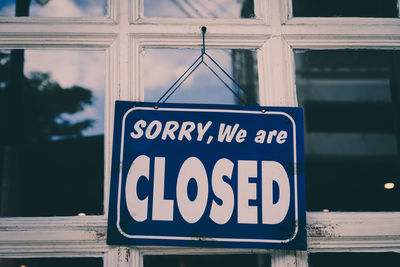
<box><xmin>0</xmin><ymin>0</ymin><xmax>399</xmax><ymax>267</ymax></box>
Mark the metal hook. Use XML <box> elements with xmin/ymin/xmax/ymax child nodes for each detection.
<box><xmin>201</xmin><ymin>26</ymin><xmax>207</xmax><ymax>54</ymax></box>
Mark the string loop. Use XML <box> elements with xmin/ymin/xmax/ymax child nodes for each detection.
<box><xmin>156</xmin><ymin>26</ymin><xmax>261</xmax><ymax>110</ymax></box>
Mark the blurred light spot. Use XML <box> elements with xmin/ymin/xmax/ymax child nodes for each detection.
<box><xmin>322</xmin><ymin>209</ymin><xmax>329</xmax><ymax>212</ymax></box>
<box><xmin>384</xmin><ymin>182</ymin><xmax>395</xmax><ymax>190</ymax></box>
<box><xmin>78</xmin><ymin>213</ymin><xmax>86</xmax><ymax>216</ymax></box>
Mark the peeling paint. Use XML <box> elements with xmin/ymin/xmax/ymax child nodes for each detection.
<box><xmin>307</xmin><ymin>223</ymin><xmax>338</xmax><ymax>237</ymax></box>
<box><xmin>125</xmin><ymin>248</ymin><xmax>130</xmax><ymax>263</ymax></box>
<box><xmin>118</xmin><ymin>247</ymin><xmax>130</xmax><ymax>263</ymax></box>
<box><xmin>96</xmin><ymin>231</ymin><xmax>106</xmax><ymax>239</ymax></box>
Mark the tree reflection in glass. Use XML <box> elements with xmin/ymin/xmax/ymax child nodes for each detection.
<box><xmin>0</xmin><ymin>49</ymin><xmax>105</xmax><ymax>216</ymax></box>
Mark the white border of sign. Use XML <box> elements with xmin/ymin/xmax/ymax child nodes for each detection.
<box><xmin>115</xmin><ymin>107</ymin><xmax>299</xmax><ymax>244</ymax></box>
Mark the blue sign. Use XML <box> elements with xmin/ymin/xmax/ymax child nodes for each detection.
<box><xmin>107</xmin><ymin>101</ymin><xmax>306</xmax><ymax>250</ymax></box>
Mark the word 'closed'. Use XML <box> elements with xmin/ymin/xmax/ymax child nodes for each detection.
<box><xmin>126</xmin><ymin>156</ymin><xmax>290</xmax><ymax>225</ymax></box>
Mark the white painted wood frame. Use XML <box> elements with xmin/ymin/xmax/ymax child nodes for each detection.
<box><xmin>0</xmin><ymin>0</ymin><xmax>399</xmax><ymax>266</ymax></box>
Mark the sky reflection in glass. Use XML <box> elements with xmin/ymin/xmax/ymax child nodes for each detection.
<box><xmin>0</xmin><ymin>0</ymin><xmax>107</xmax><ymax>17</ymax></box>
<box><xmin>144</xmin><ymin>0</ymin><xmax>255</xmax><ymax>18</ymax></box>
<box><xmin>144</xmin><ymin>48</ymin><xmax>258</xmax><ymax>105</ymax></box>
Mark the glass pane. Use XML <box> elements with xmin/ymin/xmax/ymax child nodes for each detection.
<box><xmin>292</xmin><ymin>0</ymin><xmax>398</xmax><ymax>18</ymax></box>
<box><xmin>0</xmin><ymin>258</ymin><xmax>102</xmax><ymax>267</ymax></box>
<box><xmin>0</xmin><ymin>49</ymin><xmax>105</xmax><ymax>216</ymax></box>
<box><xmin>309</xmin><ymin>253</ymin><xmax>400</xmax><ymax>267</ymax></box>
<box><xmin>144</xmin><ymin>48</ymin><xmax>258</xmax><ymax>105</ymax></box>
<box><xmin>0</xmin><ymin>0</ymin><xmax>107</xmax><ymax>17</ymax></box>
<box><xmin>144</xmin><ymin>0</ymin><xmax>255</xmax><ymax>18</ymax></box>
<box><xmin>144</xmin><ymin>254</ymin><xmax>270</xmax><ymax>267</ymax></box>
<box><xmin>295</xmin><ymin>50</ymin><xmax>400</xmax><ymax>211</ymax></box>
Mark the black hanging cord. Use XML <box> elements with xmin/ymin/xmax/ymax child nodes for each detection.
<box><xmin>203</xmin><ymin>61</ymin><xmax>247</xmax><ymax>105</ymax></box>
<box><xmin>201</xmin><ymin>26</ymin><xmax>206</xmax><ymax>53</ymax></box>
<box><xmin>155</xmin><ymin>26</ymin><xmax>262</xmax><ymax>110</ymax></box>
<box><xmin>161</xmin><ymin>59</ymin><xmax>203</xmax><ymax>104</ymax></box>
<box><xmin>155</xmin><ymin>53</ymin><xmax>203</xmax><ymax>108</ymax></box>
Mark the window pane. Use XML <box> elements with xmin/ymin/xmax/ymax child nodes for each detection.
<box><xmin>144</xmin><ymin>254</ymin><xmax>270</xmax><ymax>267</ymax></box>
<box><xmin>0</xmin><ymin>49</ymin><xmax>105</xmax><ymax>216</ymax></box>
<box><xmin>0</xmin><ymin>258</ymin><xmax>102</xmax><ymax>267</ymax></box>
<box><xmin>309</xmin><ymin>253</ymin><xmax>400</xmax><ymax>267</ymax></box>
<box><xmin>0</xmin><ymin>0</ymin><xmax>107</xmax><ymax>17</ymax></box>
<box><xmin>292</xmin><ymin>0</ymin><xmax>398</xmax><ymax>18</ymax></box>
<box><xmin>144</xmin><ymin>48</ymin><xmax>258</xmax><ymax>105</ymax></box>
<box><xmin>144</xmin><ymin>0</ymin><xmax>255</xmax><ymax>18</ymax></box>
<box><xmin>295</xmin><ymin>50</ymin><xmax>400</xmax><ymax>211</ymax></box>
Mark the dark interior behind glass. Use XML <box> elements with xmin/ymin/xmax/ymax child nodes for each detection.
<box><xmin>292</xmin><ymin>0</ymin><xmax>398</xmax><ymax>18</ymax></box>
<box><xmin>0</xmin><ymin>258</ymin><xmax>102</xmax><ymax>267</ymax></box>
<box><xmin>309</xmin><ymin>253</ymin><xmax>400</xmax><ymax>267</ymax></box>
<box><xmin>295</xmin><ymin>49</ymin><xmax>400</xmax><ymax>211</ymax></box>
<box><xmin>145</xmin><ymin>254</ymin><xmax>270</xmax><ymax>267</ymax></box>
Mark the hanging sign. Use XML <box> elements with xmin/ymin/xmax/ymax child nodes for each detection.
<box><xmin>107</xmin><ymin>101</ymin><xmax>306</xmax><ymax>250</ymax></box>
